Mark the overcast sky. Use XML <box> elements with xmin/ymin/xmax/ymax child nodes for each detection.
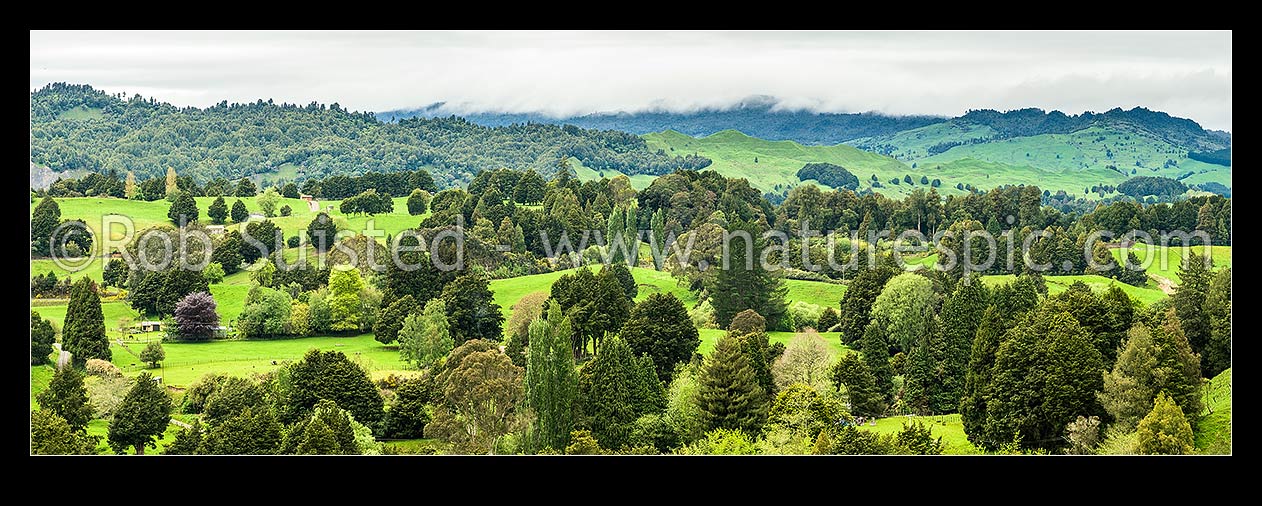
<box><xmin>30</xmin><ymin>30</ymin><xmax>1232</xmax><ymax>131</ymax></box>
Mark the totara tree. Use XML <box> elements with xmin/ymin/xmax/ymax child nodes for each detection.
<box><xmin>859</xmin><ymin>322</ymin><xmax>894</xmax><ymax>405</ymax></box>
<box><xmin>830</xmin><ymin>353</ymin><xmax>884</xmax><ymax>416</ymax></box>
<box><xmin>399</xmin><ymin>299</ymin><xmax>453</xmax><ymax>370</ymax></box>
<box><xmin>525</xmin><ymin>302</ymin><xmax>578</xmax><ymax>452</ymax></box>
<box><xmin>200</xmin><ymin>406</ymin><xmax>283</xmax><ymax>455</ymax></box>
<box><xmin>31</xmin><ymin>195</ymin><xmax>61</xmax><ymax>257</ymax></box>
<box><xmin>108</xmin><ymin>372</ymin><xmax>173</xmax><ymax>455</ymax></box>
<box><xmin>441</xmin><ymin>273</ymin><xmax>504</xmax><ymax>345</ymax></box>
<box><xmin>236</xmin><ymin>178</ymin><xmax>257</xmax><ymax>197</ymax></box>
<box><xmin>1171</xmin><ymin>254</ymin><xmax>1212</xmax><ymax>363</ymax></box>
<box><xmin>837</xmin><ymin>266</ymin><xmax>896</xmax><ymax>344</ymax></box>
<box><xmin>282</xmin><ymin>399</ymin><xmax>361</xmax><ymax>455</ymax></box>
<box><xmin>140</xmin><ymin>341</ymin><xmax>165</xmax><ymax>368</ymax></box>
<box><xmin>173</xmin><ymin>291</ymin><xmax>220</xmax><ymax>341</ymax></box>
<box><xmin>230</xmin><ymin>199</ymin><xmax>249</xmax><ymax>223</ymax></box>
<box><xmin>63</xmin><ymin>278</ymin><xmax>110</xmax><ymax>364</ymax></box>
<box><xmin>208</xmin><ymin>196</ymin><xmax>228</xmax><ymax>224</ymax></box>
<box><xmin>959</xmin><ymin>305</ymin><xmax>1004</xmax><ymax>445</ymax></box>
<box><xmin>981</xmin><ymin>308</ymin><xmax>1105</xmax><ymax>452</ymax></box>
<box><xmin>31</xmin><ymin>311</ymin><xmax>56</xmax><ymax>365</ymax></box>
<box><xmin>278</xmin><ymin>349</ymin><xmax>385</xmax><ymax>429</ymax></box>
<box><xmin>698</xmin><ymin>333</ymin><xmax>768</xmax><ymax>434</ymax></box>
<box><xmin>373</xmin><ymin>294</ymin><xmax>417</xmax><ymax>345</ymax></box>
<box><xmin>817</xmin><ymin>306</ymin><xmax>840</xmax><ymax>331</ymax></box>
<box><xmin>407</xmin><ymin>188</ymin><xmax>430</xmax><ymax>215</ymax></box>
<box><xmin>726</xmin><ymin>310</ymin><xmax>776</xmax><ymax>395</ymax></box>
<box><xmin>37</xmin><ymin>366</ymin><xmax>94</xmax><ymax>432</ymax></box>
<box><xmin>1135</xmin><ymin>392</ymin><xmax>1195</xmax><ymax>455</ymax></box>
<box><xmin>620</xmin><ymin>292</ymin><xmax>700</xmax><ymax>383</ymax></box>
<box><xmin>306</xmin><ymin>212</ymin><xmax>339</xmax><ymax>252</ymax></box>
<box><xmin>103</xmin><ymin>257</ymin><xmax>130</xmax><ymax>288</ymax></box>
<box><xmin>167</xmin><ymin>191</ymin><xmax>199</xmax><ymax>225</ymax></box>
<box><xmin>212</xmin><ymin>230</ymin><xmax>245</xmax><ymax>274</ymax></box>
<box><xmin>707</xmin><ymin>220</ymin><xmax>788</xmax><ymax>329</ymax></box>
<box><xmin>935</xmin><ymin>278</ymin><xmax>989</xmax><ymax>412</ymax></box>
<box><xmin>1202</xmin><ymin>267</ymin><xmax>1232</xmax><ymax>377</ymax></box>
<box><xmin>577</xmin><ymin>335</ymin><xmax>664</xmax><ymax>450</ymax></box>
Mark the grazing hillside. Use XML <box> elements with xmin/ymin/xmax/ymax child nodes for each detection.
<box><xmin>379</xmin><ymin>97</ymin><xmax>943</xmax><ymax>145</ymax></box>
<box><xmin>849</xmin><ymin>108</ymin><xmax>1232</xmax><ymax>197</ymax></box>
<box><xmin>643</xmin><ymin>129</ymin><xmax>911</xmax><ymax>195</ymax></box>
<box><xmin>29</xmin><ymin>83</ymin><xmax>709</xmax><ymax>187</ymax></box>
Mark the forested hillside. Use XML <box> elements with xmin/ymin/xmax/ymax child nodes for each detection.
<box><xmin>29</xmin><ymin>83</ymin><xmax>710</xmax><ymax>187</ymax></box>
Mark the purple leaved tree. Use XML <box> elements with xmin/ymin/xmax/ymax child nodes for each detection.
<box><xmin>174</xmin><ymin>291</ymin><xmax>220</xmax><ymax>341</ymax></box>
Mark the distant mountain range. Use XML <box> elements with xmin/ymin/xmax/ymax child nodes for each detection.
<box><xmin>378</xmin><ymin>98</ymin><xmax>1230</xmax><ymax>152</ymax></box>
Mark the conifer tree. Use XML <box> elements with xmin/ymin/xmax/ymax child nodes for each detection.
<box><xmin>697</xmin><ymin>334</ymin><xmax>768</xmax><ymax>434</ymax></box>
<box><xmin>63</xmin><ymin>278</ymin><xmax>109</xmax><ymax>364</ymax></box>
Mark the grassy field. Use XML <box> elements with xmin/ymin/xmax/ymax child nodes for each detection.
<box><xmin>1112</xmin><ymin>244</ymin><xmax>1232</xmax><ymax>285</ymax></box>
<box><xmin>868</xmin><ymin>121</ymin><xmax>1232</xmax><ymax>194</ymax></box>
<box><xmin>696</xmin><ymin>328</ymin><xmax>851</xmax><ymax>357</ymax></box>
<box><xmin>29</xmin><ymin>196</ymin><xmax>429</xmax><ymax>259</ymax></box>
<box><xmin>30</xmin><ymin>365</ymin><xmax>55</xmax><ymax>410</ymax></box>
<box><xmin>1195</xmin><ymin>368</ymin><xmax>1231</xmax><ymax>454</ymax></box>
<box><xmin>784</xmin><ymin>279</ymin><xmax>846</xmax><ymax>309</ymax></box>
<box><xmin>861</xmin><ymin>413</ymin><xmax>981</xmax><ymax>455</ymax></box>
<box><xmin>644</xmin><ymin>129</ymin><xmax>910</xmax><ymax>194</ymax></box>
<box><xmin>105</xmin><ymin>333</ymin><xmax>409</xmax><ymax>388</ymax></box>
<box><xmin>981</xmin><ymin>273</ymin><xmax>1168</xmax><ymax>306</ymax></box>
<box><xmin>571</xmin><ymin>158</ymin><xmax>657</xmax><ymax>190</ymax></box>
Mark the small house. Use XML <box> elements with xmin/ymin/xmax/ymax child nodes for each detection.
<box><xmin>205</xmin><ymin>224</ymin><xmax>225</xmax><ymax>235</ymax></box>
<box><xmin>137</xmin><ymin>321</ymin><xmax>162</xmax><ymax>332</ymax></box>
<box><xmin>109</xmin><ymin>250</ymin><xmax>123</xmax><ymax>259</ymax></box>
<box><xmin>300</xmin><ymin>194</ymin><xmax>314</xmax><ymax>202</ymax></box>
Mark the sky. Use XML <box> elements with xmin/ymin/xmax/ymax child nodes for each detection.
<box><xmin>29</xmin><ymin>30</ymin><xmax>1233</xmax><ymax>131</ymax></box>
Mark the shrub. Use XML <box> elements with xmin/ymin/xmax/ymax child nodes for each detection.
<box><xmin>86</xmin><ymin>358</ymin><xmax>122</xmax><ymax>378</ymax></box>
<box><xmin>203</xmin><ymin>262</ymin><xmax>226</xmax><ymax>284</ymax></box>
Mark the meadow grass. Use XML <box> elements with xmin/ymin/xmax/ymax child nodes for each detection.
<box><xmin>861</xmin><ymin>413</ymin><xmax>981</xmax><ymax>455</ymax></box>
<box><xmin>1111</xmin><ymin>244</ymin><xmax>1231</xmax><ymax>285</ymax></box>
<box><xmin>981</xmin><ymin>273</ymin><xmax>1168</xmax><ymax>306</ymax></box>
<box><xmin>1195</xmin><ymin>368</ymin><xmax>1232</xmax><ymax>454</ymax></box>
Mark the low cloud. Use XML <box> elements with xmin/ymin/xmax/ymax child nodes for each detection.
<box><xmin>30</xmin><ymin>30</ymin><xmax>1232</xmax><ymax>130</ymax></box>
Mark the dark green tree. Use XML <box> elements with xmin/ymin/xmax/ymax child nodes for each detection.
<box><xmin>37</xmin><ymin>366</ymin><xmax>94</xmax><ymax>431</ymax></box>
<box><xmin>620</xmin><ymin>292</ymin><xmax>700</xmax><ymax>383</ymax></box>
<box><xmin>63</xmin><ymin>278</ymin><xmax>110</xmax><ymax>364</ymax></box>
<box><xmin>282</xmin><ymin>399</ymin><xmax>361</xmax><ymax>455</ymax></box>
<box><xmin>212</xmin><ymin>230</ymin><xmax>245</xmax><ymax>274</ymax></box>
<box><xmin>860</xmin><ymin>322</ymin><xmax>894</xmax><ymax>405</ymax></box>
<box><xmin>167</xmin><ymin>191</ymin><xmax>199</xmax><ymax>225</ymax></box>
<box><xmin>31</xmin><ymin>195</ymin><xmax>61</xmax><ymax>257</ymax></box>
<box><xmin>108</xmin><ymin>372</ymin><xmax>172</xmax><ymax>455</ymax></box>
<box><xmin>230</xmin><ymin>199</ymin><xmax>249</xmax><ymax>223</ymax></box>
<box><xmin>1171</xmin><ymin>254</ymin><xmax>1212</xmax><ymax>363</ymax></box>
<box><xmin>31</xmin><ymin>311</ymin><xmax>56</xmax><ymax>365</ymax></box>
<box><xmin>707</xmin><ymin>220</ymin><xmax>787</xmax><ymax>329</ymax></box>
<box><xmin>203</xmin><ymin>376</ymin><xmax>268</xmax><ymax>426</ymax></box>
<box><xmin>1203</xmin><ymin>267</ymin><xmax>1232</xmax><ymax>377</ymax></box>
<box><xmin>440</xmin><ymin>273</ymin><xmax>504</xmax><ymax>345</ymax></box>
<box><xmin>282</xmin><ymin>182</ymin><xmax>299</xmax><ymax>199</ymax></box>
<box><xmin>406</xmin><ymin>188</ymin><xmax>429</xmax><ymax>215</ymax></box>
<box><xmin>373</xmin><ymin>294</ymin><xmax>417</xmax><ymax>345</ymax></box>
<box><xmin>383</xmin><ymin>376</ymin><xmax>433</xmax><ymax>439</ymax></box>
<box><xmin>697</xmin><ymin>334</ymin><xmax>768</xmax><ymax>434</ymax></box>
<box><xmin>577</xmin><ymin>336</ymin><xmax>661</xmax><ymax>449</ymax></box>
<box><xmin>935</xmin><ymin>278</ymin><xmax>989</xmax><ymax>412</ymax></box>
<box><xmin>235</xmin><ymin>178</ymin><xmax>257</xmax><ymax>197</ymax></box>
<box><xmin>817</xmin><ymin>306</ymin><xmax>840</xmax><ymax>331</ymax></box>
<box><xmin>610</xmin><ymin>262</ymin><xmax>638</xmax><ymax>300</ymax></box>
<box><xmin>103</xmin><ymin>257</ymin><xmax>129</xmax><ymax>287</ymax></box>
<box><xmin>200</xmin><ymin>406</ymin><xmax>283</xmax><ymax>455</ymax></box>
<box><xmin>838</xmin><ymin>266</ymin><xmax>896</xmax><ymax>344</ymax></box>
<box><xmin>512</xmin><ymin>169</ymin><xmax>547</xmax><ymax>204</ymax></box>
<box><xmin>959</xmin><ymin>306</ymin><xmax>1004</xmax><ymax>445</ymax></box>
<box><xmin>830</xmin><ymin>353</ymin><xmax>884</xmax><ymax>416</ymax></box>
<box><xmin>981</xmin><ymin>308</ymin><xmax>1105</xmax><ymax>452</ymax></box>
<box><xmin>207</xmin><ymin>196</ymin><xmax>228</xmax><ymax>224</ymax></box>
<box><xmin>306</xmin><ymin>212</ymin><xmax>339</xmax><ymax>252</ymax></box>
<box><xmin>279</xmin><ymin>349</ymin><xmax>385</xmax><ymax>430</ymax></box>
